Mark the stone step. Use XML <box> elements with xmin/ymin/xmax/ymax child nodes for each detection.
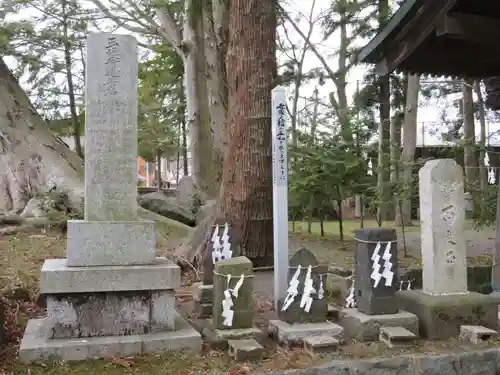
<box><xmin>228</xmin><ymin>338</ymin><xmax>264</xmax><ymax>362</ymax></box>
<box><xmin>459</xmin><ymin>325</ymin><xmax>498</xmax><ymax>344</ymax></box>
<box><xmin>379</xmin><ymin>326</ymin><xmax>418</xmax><ymax>348</ymax></box>
<box><xmin>302</xmin><ymin>335</ymin><xmax>339</xmax><ymax>355</ymax></box>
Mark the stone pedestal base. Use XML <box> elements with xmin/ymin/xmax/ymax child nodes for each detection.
<box><xmin>19</xmin><ymin>313</ymin><xmax>202</xmax><ymax>363</ymax></box>
<box><xmin>192</xmin><ymin>283</ymin><xmax>213</xmax><ymax>318</ymax></box>
<box><xmin>18</xmin><ymin>257</ymin><xmax>202</xmax><ymax>363</ymax></box>
<box><xmin>396</xmin><ymin>290</ymin><xmax>498</xmax><ymax>340</ymax></box>
<box><xmin>339</xmin><ymin>308</ymin><xmax>418</xmax><ymax>342</ymax></box>
<box><xmin>268</xmin><ymin>320</ymin><xmax>344</xmax><ymax>347</ymax></box>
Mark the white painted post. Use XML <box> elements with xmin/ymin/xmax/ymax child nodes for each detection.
<box><xmin>271</xmin><ymin>85</ymin><xmax>289</xmax><ymax>310</ymax></box>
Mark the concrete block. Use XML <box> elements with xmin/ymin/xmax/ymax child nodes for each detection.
<box><xmin>302</xmin><ymin>335</ymin><xmax>339</xmax><ymax>355</ymax></box>
<box><xmin>19</xmin><ymin>313</ymin><xmax>202</xmax><ymax>363</ymax></box>
<box><xmin>193</xmin><ymin>283</ymin><xmax>213</xmax><ymax>304</ymax></box>
<box><xmin>228</xmin><ymin>338</ymin><xmax>264</xmax><ymax>362</ymax></box>
<box><xmin>40</xmin><ymin>258</ymin><xmax>180</xmax><ymax>294</ymax></box>
<box><xmin>327</xmin><ymin>304</ymin><xmax>340</xmax><ymax>321</ymax></box>
<box><xmin>379</xmin><ymin>326</ymin><xmax>417</xmax><ymax>348</ymax></box>
<box><xmin>459</xmin><ymin>325</ymin><xmax>498</xmax><ymax>344</ymax></box>
<box><xmin>339</xmin><ymin>308</ymin><xmax>418</xmax><ymax>342</ymax></box>
<box><xmin>66</xmin><ymin>220</ymin><xmax>156</xmax><ymax>266</ymax></box>
<box><xmin>268</xmin><ymin>320</ymin><xmax>344</xmax><ymax>347</ymax></box>
<box><xmin>397</xmin><ymin>290</ymin><xmax>498</xmax><ymax>340</ymax></box>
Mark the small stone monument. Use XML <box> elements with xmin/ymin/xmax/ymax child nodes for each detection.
<box><xmin>397</xmin><ymin>159</ymin><xmax>498</xmax><ymax>340</ymax></box>
<box><xmin>278</xmin><ymin>248</ymin><xmax>327</xmax><ymax>323</ymax></box>
<box><xmin>18</xmin><ymin>33</ymin><xmax>201</xmax><ymax>363</ymax></box>
<box><xmin>194</xmin><ymin>219</ymin><xmax>239</xmax><ymax>318</ymax></box>
<box><xmin>269</xmin><ymin>249</ymin><xmax>344</xmax><ymax>347</ymax></box>
<box><xmin>354</xmin><ymin>228</ymin><xmax>399</xmax><ymax>315</ymax></box>
<box><xmin>340</xmin><ymin>230</ymin><xmax>418</xmax><ymax>342</ymax></box>
<box><xmin>208</xmin><ymin>256</ymin><xmax>263</xmax><ymax>352</ymax></box>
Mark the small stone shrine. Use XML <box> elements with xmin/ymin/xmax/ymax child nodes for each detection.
<box><xmin>397</xmin><ymin>159</ymin><xmax>498</xmax><ymax>340</ymax></box>
<box><xmin>340</xmin><ymin>228</ymin><xmax>419</xmax><ymax>342</ymax></box>
<box><xmin>269</xmin><ymin>248</ymin><xmax>344</xmax><ymax>347</ymax></box>
<box><xmin>194</xmin><ymin>219</ymin><xmax>239</xmax><ymax>318</ymax></box>
<box><xmin>355</xmin><ymin>228</ymin><xmax>399</xmax><ymax>315</ymax></box>
<box><xmin>18</xmin><ymin>33</ymin><xmax>201</xmax><ymax>363</ymax></box>
<box><xmin>209</xmin><ymin>256</ymin><xmax>264</xmax><ymax>360</ymax></box>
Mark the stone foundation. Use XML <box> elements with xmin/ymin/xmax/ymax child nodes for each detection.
<box><xmin>396</xmin><ymin>290</ymin><xmax>498</xmax><ymax>340</ymax></box>
<box><xmin>19</xmin><ymin>257</ymin><xmax>202</xmax><ymax>363</ymax></box>
<box><xmin>46</xmin><ymin>290</ymin><xmax>175</xmax><ymax>339</ymax></box>
<box><xmin>339</xmin><ymin>308</ymin><xmax>418</xmax><ymax>342</ymax></box>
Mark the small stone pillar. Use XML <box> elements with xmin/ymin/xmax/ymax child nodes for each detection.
<box><xmin>354</xmin><ymin>228</ymin><xmax>398</xmax><ymax>315</ymax></box>
<box><xmin>213</xmin><ymin>256</ymin><xmax>253</xmax><ymax>330</ymax></box>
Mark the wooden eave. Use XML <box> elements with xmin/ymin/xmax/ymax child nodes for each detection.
<box><xmin>358</xmin><ymin>0</ymin><xmax>500</xmax><ymax>78</ymax></box>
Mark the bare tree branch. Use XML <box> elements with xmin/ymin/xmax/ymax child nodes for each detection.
<box><xmin>155</xmin><ymin>8</ymin><xmax>184</xmax><ymax>57</ymax></box>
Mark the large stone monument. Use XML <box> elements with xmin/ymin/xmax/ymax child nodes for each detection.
<box><xmin>397</xmin><ymin>159</ymin><xmax>498</xmax><ymax>340</ymax></box>
<box><xmin>340</xmin><ymin>229</ymin><xmax>418</xmax><ymax>342</ymax></box>
<box><xmin>18</xmin><ymin>33</ymin><xmax>201</xmax><ymax>363</ymax></box>
<box><xmin>269</xmin><ymin>248</ymin><xmax>344</xmax><ymax>347</ymax></box>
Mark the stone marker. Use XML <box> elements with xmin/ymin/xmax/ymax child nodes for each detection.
<box><xmin>397</xmin><ymin>159</ymin><xmax>498</xmax><ymax>340</ymax></box>
<box><xmin>354</xmin><ymin>228</ymin><xmax>398</xmax><ymax>315</ymax></box>
<box><xmin>66</xmin><ymin>32</ymin><xmax>155</xmax><ymax>267</ymax></box>
<box><xmin>379</xmin><ymin>326</ymin><xmax>417</xmax><ymax>348</ymax></box>
<box><xmin>18</xmin><ymin>33</ymin><xmax>202</xmax><ymax>363</ymax></box>
<box><xmin>271</xmin><ymin>85</ymin><xmax>290</xmax><ymax>311</ymax></box>
<box><xmin>195</xmin><ymin>219</ymin><xmax>239</xmax><ymax>318</ymax></box>
<box><xmin>228</xmin><ymin>339</ymin><xmax>264</xmax><ymax>362</ymax></box>
<box><xmin>213</xmin><ymin>256</ymin><xmax>253</xmax><ymax>330</ymax></box>
<box><xmin>419</xmin><ymin>159</ymin><xmax>467</xmax><ymax>295</ymax></box>
<box><xmin>278</xmin><ymin>248</ymin><xmax>327</xmax><ymax>324</ymax></box>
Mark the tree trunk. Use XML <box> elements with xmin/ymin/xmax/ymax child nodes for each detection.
<box><xmin>156</xmin><ymin>149</ymin><xmax>162</xmax><ymax>190</ymax></box>
<box><xmin>179</xmin><ymin>83</ymin><xmax>189</xmax><ymax>177</ymax></box>
<box><xmin>462</xmin><ymin>79</ymin><xmax>480</xmax><ymax>215</ymax></box>
<box><xmin>474</xmin><ymin>80</ymin><xmax>487</xmax><ymax>216</ymax></box>
<box><xmin>213</xmin><ymin>0</ymin><xmax>276</xmax><ymax>267</ymax></box>
<box><xmin>395</xmin><ymin>74</ymin><xmax>419</xmax><ymax>227</ymax></box>
<box><xmin>377</xmin><ymin>0</ymin><xmax>392</xmax><ymax>222</ymax></box>
<box><xmin>62</xmin><ymin>0</ymin><xmax>83</xmax><ymax>159</ymax></box>
<box><xmin>0</xmin><ymin>58</ymin><xmax>84</xmax><ymax>214</ymax></box>
<box><xmin>204</xmin><ymin>0</ymin><xmax>228</xmax><ymax>190</ymax></box>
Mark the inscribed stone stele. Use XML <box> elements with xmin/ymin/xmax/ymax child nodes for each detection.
<box><xmin>419</xmin><ymin>159</ymin><xmax>467</xmax><ymax>295</ymax></box>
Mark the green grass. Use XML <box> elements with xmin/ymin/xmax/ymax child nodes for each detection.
<box><xmin>289</xmin><ymin>219</ymin><xmax>421</xmax><ymax>237</ymax></box>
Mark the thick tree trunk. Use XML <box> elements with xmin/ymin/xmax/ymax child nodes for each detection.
<box><xmin>462</xmin><ymin>79</ymin><xmax>480</xmax><ymax>215</ymax></box>
<box><xmin>204</xmin><ymin>0</ymin><xmax>228</xmax><ymax>190</ymax></box>
<box><xmin>395</xmin><ymin>74</ymin><xmax>419</xmax><ymax>226</ymax></box>
<box><xmin>0</xmin><ymin>58</ymin><xmax>84</xmax><ymax>214</ymax></box>
<box><xmin>474</xmin><ymin>80</ymin><xmax>487</xmax><ymax>216</ymax></box>
<box><xmin>215</xmin><ymin>0</ymin><xmax>276</xmax><ymax>267</ymax></box>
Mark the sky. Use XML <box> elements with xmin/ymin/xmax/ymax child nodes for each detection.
<box><xmin>6</xmin><ymin>0</ymin><xmax>500</xmax><ymax>147</ymax></box>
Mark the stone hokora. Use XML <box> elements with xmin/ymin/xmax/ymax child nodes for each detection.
<box><xmin>278</xmin><ymin>248</ymin><xmax>327</xmax><ymax>324</ymax></box>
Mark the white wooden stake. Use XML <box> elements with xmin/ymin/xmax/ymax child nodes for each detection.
<box><xmin>272</xmin><ymin>85</ymin><xmax>289</xmax><ymax>311</ymax></box>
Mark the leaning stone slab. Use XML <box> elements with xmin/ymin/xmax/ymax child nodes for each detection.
<box><xmin>66</xmin><ymin>220</ymin><xmax>156</xmax><ymax>266</ymax></box>
<box><xmin>19</xmin><ymin>312</ymin><xmax>202</xmax><ymax>363</ymax></box>
<box><xmin>268</xmin><ymin>320</ymin><xmax>344</xmax><ymax>347</ymax></box>
<box><xmin>254</xmin><ymin>348</ymin><xmax>500</xmax><ymax>375</ymax></box>
<box><xmin>339</xmin><ymin>308</ymin><xmax>418</xmax><ymax>342</ymax></box>
<box><xmin>40</xmin><ymin>258</ymin><xmax>180</xmax><ymax>294</ymax></box>
<box><xmin>397</xmin><ymin>289</ymin><xmax>498</xmax><ymax>340</ymax></box>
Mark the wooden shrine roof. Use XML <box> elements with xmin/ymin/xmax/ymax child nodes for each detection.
<box><xmin>358</xmin><ymin>0</ymin><xmax>500</xmax><ymax>78</ymax></box>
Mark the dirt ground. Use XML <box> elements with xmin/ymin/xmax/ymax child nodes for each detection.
<box><xmin>0</xmin><ymin>221</ymin><xmax>497</xmax><ymax>374</ymax></box>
